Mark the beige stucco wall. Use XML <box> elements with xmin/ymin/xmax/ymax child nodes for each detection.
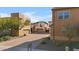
<box><xmin>52</xmin><ymin>8</ymin><xmax>79</xmax><ymax>36</ymax></box>
<box><xmin>11</xmin><ymin>13</ymin><xmax>31</xmax><ymax>36</ymax></box>
<box><xmin>51</xmin><ymin>7</ymin><xmax>79</xmax><ymax>40</ymax></box>
<box><xmin>31</xmin><ymin>22</ymin><xmax>49</xmax><ymax>33</ymax></box>
<box><xmin>19</xmin><ymin>26</ymin><xmax>30</xmax><ymax>36</ymax></box>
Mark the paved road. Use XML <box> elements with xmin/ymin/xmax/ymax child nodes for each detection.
<box><xmin>0</xmin><ymin>34</ymin><xmax>49</xmax><ymax>51</ymax></box>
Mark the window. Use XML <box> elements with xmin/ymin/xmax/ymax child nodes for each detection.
<box><xmin>63</xmin><ymin>11</ymin><xmax>70</xmax><ymax>19</ymax></box>
<box><xmin>57</xmin><ymin>12</ymin><xmax>63</xmax><ymax>19</ymax></box>
<box><xmin>57</xmin><ymin>11</ymin><xmax>70</xmax><ymax>20</ymax></box>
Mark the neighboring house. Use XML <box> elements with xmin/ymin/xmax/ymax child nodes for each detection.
<box><xmin>31</xmin><ymin>21</ymin><xmax>49</xmax><ymax>33</ymax></box>
<box><xmin>0</xmin><ymin>13</ymin><xmax>31</xmax><ymax>36</ymax></box>
<box><xmin>48</xmin><ymin>21</ymin><xmax>52</xmax><ymax>34</ymax></box>
<box><xmin>48</xmin><ymin>21</ymin><xmax>52</xmax><ymax>27</ymax></box>
<box><xmin>51</xmin><ymin>7</ymin><xmax>79</xmax><ymax>41</ymax></box>
<box><xmin>11</xmin><ymin>13</ymin><xmax>31</xmax><ymax>36</ymax></box>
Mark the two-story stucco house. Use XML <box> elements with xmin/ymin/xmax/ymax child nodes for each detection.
<box><xmin>11</xmin><ymin>13</ymin><xmax>31</xmax><ymax>36</ymax></box>
<box><xmin>0</xmin><ymin>13</ymin><xmax>31</xmax><ymax>36</ymax></box>
<box><xmin>31</xmin><ymin>21</ymin><xmax>49</xmax><ymax>33</ymax></box>
<box><xmin>51</xmin><ymin>7</ymin><xmax>79</xmax><ymax>41</ymax></box>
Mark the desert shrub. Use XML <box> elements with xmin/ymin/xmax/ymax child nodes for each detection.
<box><xmin>41</xmin><ymin>41</ymin><xmax>47</xmax><ymax>44</ymax></box>
<box><xmin>0</xmin><ymin>38</ymin><xmax>4</xmax><ymax>41</ymax></box>
<box><xmin>0</xmin><ymin>36</ymin><xmax>11</xmax><ymax>42</ymax></box>
<box><xmin>2</xmin><ymin>36</ymin><xmax>10</xmax><ymax>41</ymax></box>
<box><xmin>41</xmin><ymin>37</ymin><xmax>50</xmax><ymax>45</ymax></box>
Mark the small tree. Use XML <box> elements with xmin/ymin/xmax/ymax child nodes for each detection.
<box><xmin>62</xmin><ymin>23</ymin><xmax>77</xmax><ymax>50</ymax></box>
<box><xmin>24</xmin><ymin>20</ymin><xmax>30</xmax><ymax>26</ymax></box>
<box><xmin>10</xmin><ymin>18</ymin><xmax>19</xmax><ymax>36</ymax></box>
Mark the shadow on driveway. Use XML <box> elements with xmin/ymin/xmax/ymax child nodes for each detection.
<box><xmin>3</xmin><ymin>38</ymin><xmax>64</xmax><ymax>51</ymax></box>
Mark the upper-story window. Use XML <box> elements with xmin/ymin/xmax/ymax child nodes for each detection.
<box><xmin>57</xmin><ymin>11</ymin><xmax>70</xmax><ymax>20</ymax></box>
<box><xmin>63</xmin><ymin>11</ymin><xmax>70</xmax><ymax>19</ymax></box>
<box><xmin>58</xmin><ymin>12</ymin><xmax>63</xmax><ymax>19</ymax></box>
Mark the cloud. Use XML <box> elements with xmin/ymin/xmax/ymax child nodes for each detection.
<box><xmin>24</xmin><ymin>12</ymin><xmax>51</xmax><ymax>23</ymax></box>
<box><xmin>0</xmin><ymin>13</ymin><xmax>10</xmax><ymax>17</ymax></box>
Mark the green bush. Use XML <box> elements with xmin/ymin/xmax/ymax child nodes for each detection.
<box><xmin>0</xmin><ymin>36</ymin><xmax>11</xmax><ymax>42</ymax></box>
<box><xmin>2</xmin><ymin>36</ymin><xmax>10</xmax><ymax>41</ymax></box>
<box><xmin>0</xmin><ymin>38</ymin><xmax>4</xmax><ymax>41</ymax></box>
<box><xmin>24</xmin><ymin>20</ymin><xmax>30</xmax><ymax>26</ymax></box>
<box><xmin>41</xmin><ymin>37</ymin><xmax>50</xmax><ymax>45</ymax></box>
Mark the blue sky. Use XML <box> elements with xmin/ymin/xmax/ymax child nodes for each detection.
<box><xmin>0</xmin><ymin>7</ymin><xmax>52</xmax><ymax>23</ymax></box>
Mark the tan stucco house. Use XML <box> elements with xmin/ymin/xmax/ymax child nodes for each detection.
<box><xmin>51</xmin><ymin>7</ymin><xmax>79</xmax><ymax>41</ymax></box>
<box><xmin>0</xmin><ymin>13</ymin><xmax>31</xmax><ymax>36</ymax></box>
<box><xmin>11</xmin><ymin>13</ymin><xmax>31</xmax><ymax>36</ymax></box>
<box><xmin>31</xmin><ymin>21</ymin><xmax>49</xmax><ymax>33</ymax></box>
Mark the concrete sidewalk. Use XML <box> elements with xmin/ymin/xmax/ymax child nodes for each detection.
<box><xmin>0</xmin><ymin>34</ymin><xmax>49</xmax><ymax>51</ymax></box>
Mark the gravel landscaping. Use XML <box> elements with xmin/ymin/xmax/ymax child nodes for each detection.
<box><xmin>36</xmin><ymin>37</ymin><xmax>64</xmax><ymax>51</ymax></box>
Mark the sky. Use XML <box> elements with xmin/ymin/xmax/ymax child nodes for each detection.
<box><xmin>0</xmin><ymin>7</ymin><xmax>52</xmax><ymax>23</ymax></box>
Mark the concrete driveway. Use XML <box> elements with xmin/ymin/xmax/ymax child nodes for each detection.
<box><xmin>3</xmin><ymin>39</ymin><xmax>46</xmax><ymax>51</ymax></box>
<box><xmin>0</xmin><ymin>34</ymin><xmax>49</xmax><ymax>51</ymax></box>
